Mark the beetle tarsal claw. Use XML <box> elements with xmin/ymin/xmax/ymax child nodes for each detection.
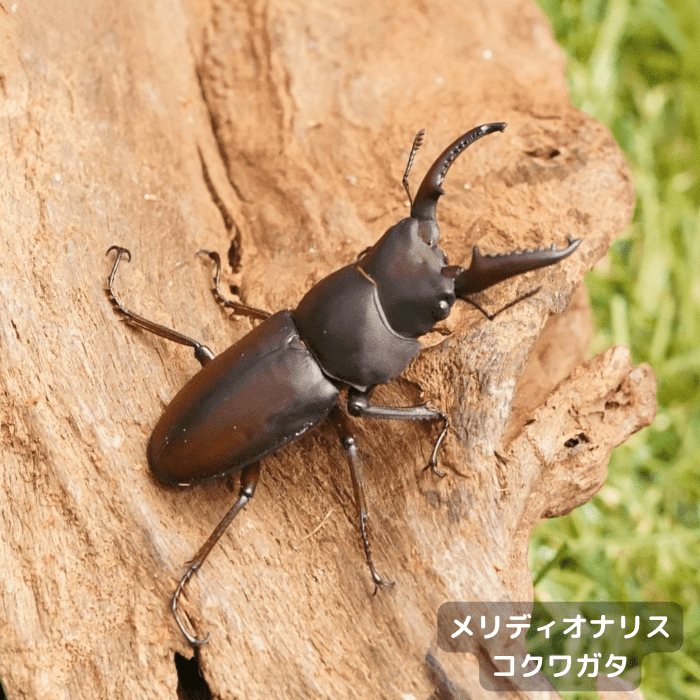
<box><xmin>106</xmin><ymin>244</ymin><xmax>132</xmax><ymax>262</ymax></box>
<box><xmin>172</xmin><ymin>571</ymin><xmax>211</xmax><ymax>646</ymax></box>
<box><xmin>372</xmin><ymin>575</ymin><xmax>395</xmax><ymax>595</ymax></box>
<box><xmin>423</xmin><ymin>462</ymin><xmax>447</xmax><ymax>478</ymax></box>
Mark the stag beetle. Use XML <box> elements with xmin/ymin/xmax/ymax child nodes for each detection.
<box><xmin>106</xmin><ymin>123</ymin><xmax>580</xmax><ymax>645</ymax></box>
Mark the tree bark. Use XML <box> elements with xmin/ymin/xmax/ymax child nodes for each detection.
<box><xmin>0</xmin><ymin>1</ymin><xmax>656</xmax><ymax>698</ymax></box>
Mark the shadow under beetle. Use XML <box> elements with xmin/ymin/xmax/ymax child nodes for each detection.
<box><xmin>106</xmin><ymin>123</ymin><xmax>580</xmax><ymax>646</ymax></box>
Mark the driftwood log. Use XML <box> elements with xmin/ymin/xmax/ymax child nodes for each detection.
<box><xmin>0</xmin><ymin>1</ymin><xmax>656</xmax><ymax>698</ymax></box>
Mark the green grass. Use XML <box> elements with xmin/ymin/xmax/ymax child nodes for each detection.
<box><xmin>529</xmin><ymin>1</ymin><xmax>700</xmax><ymax>698</ymax></box>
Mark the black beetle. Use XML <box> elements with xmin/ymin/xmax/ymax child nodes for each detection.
<box><xmin>106</xmin><ymin>123</ymin><xmax>580</xmax><ymax>645</ymax></box>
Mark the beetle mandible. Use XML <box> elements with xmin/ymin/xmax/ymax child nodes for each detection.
<box><xmin>106</xmin><ymin>123</ymin><xmax>580</xmax><ymax>645</ymax></box>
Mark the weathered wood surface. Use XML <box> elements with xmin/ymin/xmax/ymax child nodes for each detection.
<box><xmin>0</xmin><ymin>1</ymin><xmax>656</xmax><ymax>698</ymax></box>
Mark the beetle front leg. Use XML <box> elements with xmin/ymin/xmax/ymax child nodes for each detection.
<box><xmin>197</xmin><ymin>250</ymin><xmax>270</xmax><ymax>321</ymax></box>
<box><xmin>106</xmin><ymin>247</ymin><xmax>215</xmax><ymax>367</ymax></box>
<box><xmin>329</xmin><ymin>406</ymin><xmax>394</xmax><ymax>594</ymax></box>
<box><xmin>347</xmin><ymin>388</ymin><xmax>449</xmax><ymax>477</ymax></box>
<box><xmin>172</xmin><ymin>461</ymin><xmax>261</xmax><ymax>645</ymax></box>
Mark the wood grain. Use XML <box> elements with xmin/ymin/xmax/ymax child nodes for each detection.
<box><xmin>0</xmin><ymin>1</ymin><xmax>655</xmax><ymax>697</ymax></box>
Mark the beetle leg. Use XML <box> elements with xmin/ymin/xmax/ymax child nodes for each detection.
<box><xmin>329</xmin><ymin>406</ymin><xmax>394</xmax><ymax>594</ymax></box>
<box><xmin>347</xmin><ymin>388</ymin><xmax>449</xmax><ymax>477</ymax></box>
<box><xmin>106</xmin><ymin>246</ymin><xmax>215</xmax><ymax>367</ymax></box>
<box><xmin>196</xmin><ymin>250</ymin><xmax>270</xmax><ymax>321</ymax></box>
<box><xmin>172</xmin><ymin>461</ymin><xmax>261</xmax><ymax>646</ymax></box>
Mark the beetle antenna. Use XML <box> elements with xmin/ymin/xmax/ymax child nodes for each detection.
<box><xmin>411</xmin><ymin>122</ymin><xmax>506</xmax><ymax>224</ymax></box>
<box><xmin>402</xmin><ymin>129</ymin><xmax>426</xmax><ymax>207</ymax></box>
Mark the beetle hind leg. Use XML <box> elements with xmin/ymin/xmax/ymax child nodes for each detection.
<box><xmin>172</xmin><ymin>461</ymin><xmax>261</xmax><ymax>646</ymax></box>
<box><xmin>329</xmin><ymin>406</ymin><xmax>394</xmax><ymax>594</ymax></box>
<box><xmin>105</xmin><ymin>246</ymin><xmax>215</xmax><ymax>367</ymax></box>
<box><xmin>196</xmin><ymin>250</ymin><xmax>270</xmax><ymax>321</ymax></box>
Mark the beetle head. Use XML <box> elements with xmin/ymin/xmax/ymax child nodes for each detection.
<box><xmin>359</xmin><ymin>123</ymin><xmax>506</xmax><ymax>338</ymax></box>
<box><xmin>358</xmin><ymin>123</ymin><xmax>581</xmax><ymax>339</ymax></box>
<box><xmin>358</xmin><ymin>217</ymin><xmax>456</xmax><ymax>337</ymax></box>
